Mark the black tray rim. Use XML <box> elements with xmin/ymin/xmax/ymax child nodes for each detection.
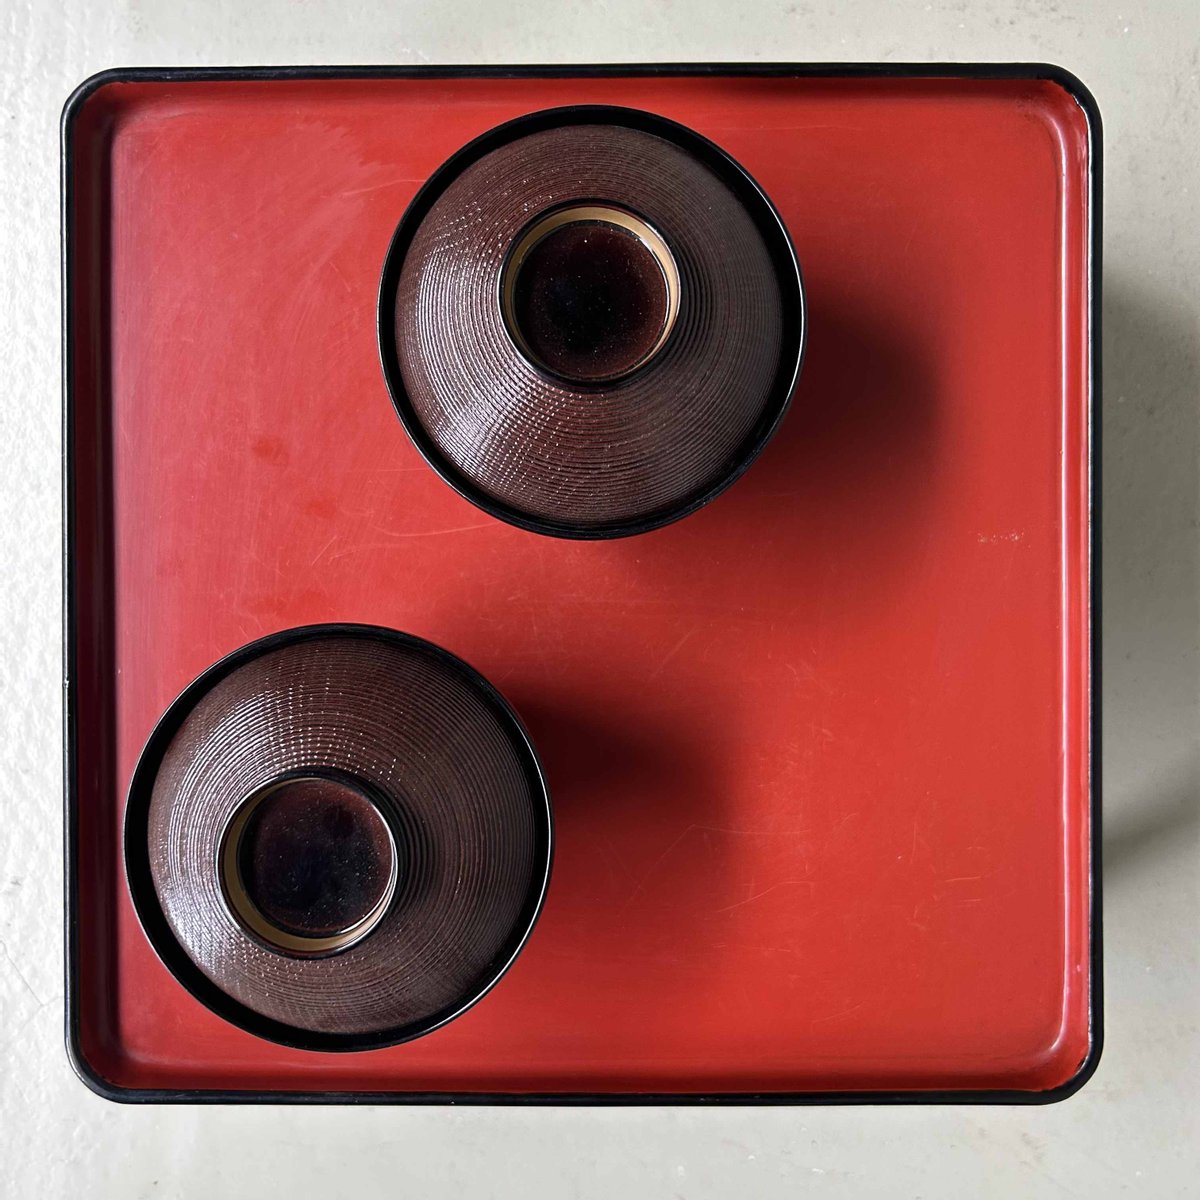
<box><xmin>62</xmin><ymin>60</ymin><xmax>1102</xmax><ymax>1106</ymax></box>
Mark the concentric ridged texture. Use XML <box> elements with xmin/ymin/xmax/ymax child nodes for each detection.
<box><xmin>393</xmin><ymin>123</ymin><xmax>786</xmax><ymax>528</ymax></box>
<box><xmin>145</xmin><ymin>634</ymin><xmax>544</xmax><ymax>1038</ymax></box>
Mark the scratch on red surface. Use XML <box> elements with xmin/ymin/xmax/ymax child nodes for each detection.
<box><xmin>811</xmin><ymin>1002</ymin><xmax>866</xmax><ymax>1028</ymax></box>
<box><xmin>618</xmin><ymin>824</ymin><xmax>703</xmax><ymax>912</ymax></box>
<box><xmin>325</xmin><ymin>524</ymin><xmax>493</xmax><ymax>555</ymax></box>
<box><xmin>646</xmin><ymin>624</ymin><xmax>703</xmax><ymax>680</ymax></box>
<box><xmin>715</xmin><ymin>879</ymin><xmax>817</xmax><ymax>914</ymax></box>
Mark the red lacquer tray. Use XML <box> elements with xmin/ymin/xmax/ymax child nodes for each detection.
<box><xmin>63</xmin><ymin>64</ymin><xmax>1100</xmax><ymax>1103</ymax></box>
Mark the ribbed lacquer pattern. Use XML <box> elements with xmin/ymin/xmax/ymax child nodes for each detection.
<box><xmin>145</xmin><ymin>636</ymin><xmax>541</xmax><ymax>1036</ymax></box>
<box><xmin>393</xmin><ymin>124</ymin><xmax>784</xmax><ymax>527</ymax></box>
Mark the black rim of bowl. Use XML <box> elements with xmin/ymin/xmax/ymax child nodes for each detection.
<box><xmin>376</xmin><ymin>104</ymin><xmax>808</xmax><ymax>541</ymax></box>
<box><xmin>123</xmin><ymin>623</ymin><xmax>554</xmax><ymax>1053</ymax></box>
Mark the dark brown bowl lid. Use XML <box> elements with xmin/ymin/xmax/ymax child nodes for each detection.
<box><xmin>379</xmin><ymin>106</ymin><xmax>806</xmax><ymax>539</ymax></box>
<box><xmin>124</xmin><ymin>625</ymin><xmax>552</xmax><ymax>1052</ymax></box>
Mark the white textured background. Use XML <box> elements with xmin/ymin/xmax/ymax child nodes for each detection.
<box><xmin>2</xmin><ymin>0</ymin><xmax>1198</xmax><ymax>1195</ymax></box>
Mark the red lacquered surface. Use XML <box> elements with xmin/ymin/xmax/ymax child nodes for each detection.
<box><xmin>65</xmin><ymin>69</ymin><xmax>1095</xmax><ymax>1098</ymax></box>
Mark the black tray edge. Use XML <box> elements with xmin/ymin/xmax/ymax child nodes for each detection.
<box><xmin>62</xmin><ymin>60</ymin><xmax>1102</xmax><ymax>1107</ymax></box>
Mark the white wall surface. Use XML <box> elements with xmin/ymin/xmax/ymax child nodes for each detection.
<box><xmin>1</xmin><ymin>0</ymin><xmax>1197</xmax><ymax>1195</ymax></box>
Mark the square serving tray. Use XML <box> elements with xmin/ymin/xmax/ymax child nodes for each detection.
<box><xmin>63</xmin><ymin>63</ymin><xmax>1099</xmax><ymax>1103</ymax></box>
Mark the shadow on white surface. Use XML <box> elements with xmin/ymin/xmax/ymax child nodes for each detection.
<box><xmin>1101</xmin><ymin>277</ymin><xmax>1200</xmax><ymax>880</ymax></box>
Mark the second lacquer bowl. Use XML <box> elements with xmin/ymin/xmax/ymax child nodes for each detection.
<box><xmin>379</xmin><ymin>105</ymin><xmax>806</xmax><ymax>539</ymax></box>
<box><xmin>124</xmin><ymin>624</ymin><xmax>552</xmax><ymax>1051</ymax></box>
